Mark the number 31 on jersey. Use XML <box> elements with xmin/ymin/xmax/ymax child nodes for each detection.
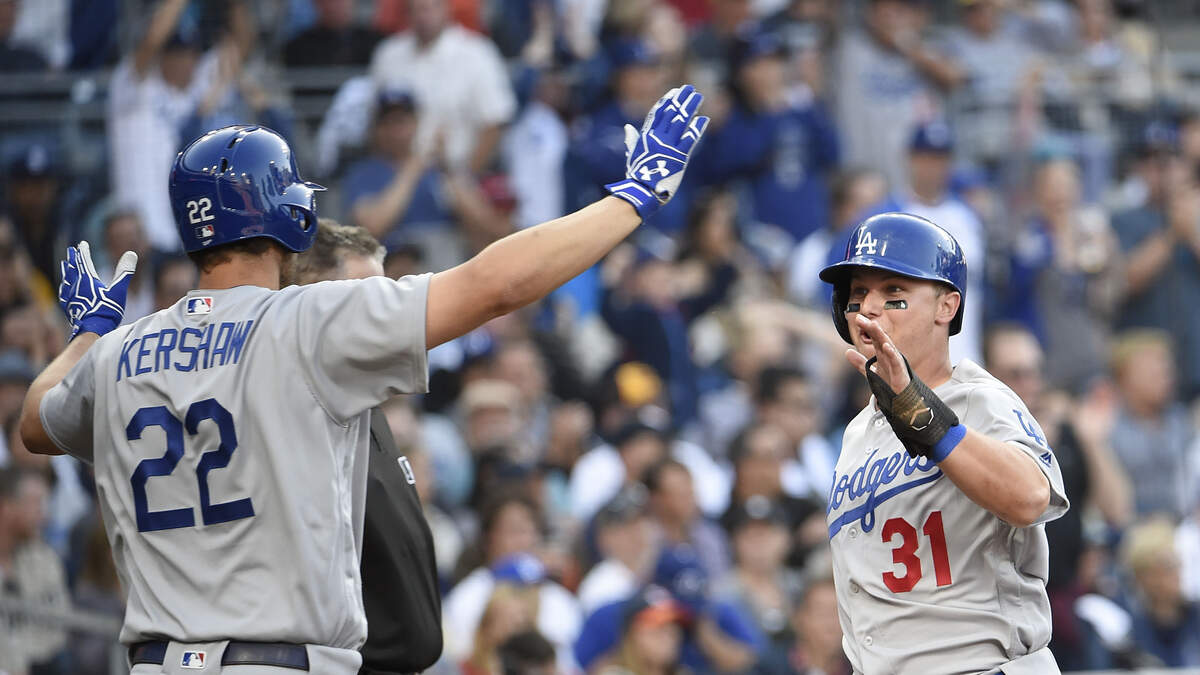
<box><xmin>882</xmin><ymin>510</ymin><xmax>952</xmax><ymax>592</ymax></box>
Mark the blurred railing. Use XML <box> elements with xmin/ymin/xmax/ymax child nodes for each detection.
<box><xmin>0</xmin><ymin>595</ymin><xmax>125</xmax><ymax>674</ymax></box>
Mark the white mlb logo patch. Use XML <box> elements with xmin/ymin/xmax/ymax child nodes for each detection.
<box><xmin>398</xmin><ymin>456</ymin><xmax>416</xmax><ymax>485</ymax></box>
<box><xmin>186</xmin><ymin>297</ymin><xmax>214</xmax><ymax>315</ymax></box>
<box><xmin>196</xmin><ymin>224</ymin><xmax>215</xmax><ymax>239</ymax></box>
<box><xmin>181</xmin><ymin>651</ymin><xmax>206</xmax><ymax>668</ymax></box>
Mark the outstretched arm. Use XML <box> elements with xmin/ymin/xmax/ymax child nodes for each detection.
<box><xmin>424</xmin><ymin>86</ymin><xmax>709</xmax><ymax>349</ymax></box>
<box><xmin>427</xmin><ymin>197</ymin><xmax>639</xmax><ymax>347</ymax></box>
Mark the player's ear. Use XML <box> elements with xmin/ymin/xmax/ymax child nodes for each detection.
<box><xmin>934</xmin><ymin>289</ymin><xmax>960</xmax><ymax>327</ymax></box>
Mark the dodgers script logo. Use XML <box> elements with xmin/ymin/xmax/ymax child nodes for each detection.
<box><xmin>827</xmin><ymin>448</ymin><xmax>941</xmax><ymax>539</ymax></box>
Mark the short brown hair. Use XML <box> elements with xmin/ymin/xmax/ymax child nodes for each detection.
<box><xmin>187</xmin><ymin>238</ymin><xmax>281</xmax><ymax>274</ymax></box>
<box><xmin>290</xmin><ymin>218</ymin><xmax>385</xmax><ymax>284</ymax></box>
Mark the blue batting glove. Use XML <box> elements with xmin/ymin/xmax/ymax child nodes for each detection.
<box><xmin>58</xmin><ymin>241</ymin><xmax>138</xmax><ymax>340</ymax></box>
<box><xmin>606</xmin><ymin>84</ymin><xmax>710</xmax><ymax>220</ymax></box>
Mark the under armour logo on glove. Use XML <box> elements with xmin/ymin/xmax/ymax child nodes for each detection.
<box><xmin>605</xmin><ymin>84</ymin><xmax>710</xmax><ymax>220</ymax></box>
<box><xmin>58</xmin><ymin>241</ymin><xmax>138</xmax><ymax>340</ymax></box>
<box><xmin>638</xmin><ymin>160</ymin><xmax>671</xmax><ymax>181</ymax></box>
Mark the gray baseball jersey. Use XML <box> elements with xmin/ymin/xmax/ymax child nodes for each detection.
<box><xmin>39</xmin><ymin>275</ymin><xmax>430</xmax><ymax>650</ymax></box>
<box><xmin>826</xmin><ymin>359</ymin><xmax>1069</xmax><ymax>675</ymax></box>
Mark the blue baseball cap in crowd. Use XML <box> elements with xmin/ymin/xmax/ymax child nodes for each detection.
<box><xmin>909</xmin><ymin>120</ymin><xmax>955</xmax><ymax>154</ymax></box>
<box><xmin>1133</xmin><ymin>119</ymin><xmax>1178</xmax><ymax>156</ymax></box>
<box><xmin>730</xmin><ymin>29</ymin><xmax>787</xmax><ymax>72</ymax></box>
<box><xmin>620</xmin><ymin>584</ymin><xmax>686</xmax><ymax>633</ymax></box>
<box><xmin>164</xmin><ymin>25</ymin><xmax>203</xmax><ymax>52</ymax></box>
<box><xmin>726</xmin><ymin>495</ymin><xmax>790</xmax><ymax>532</ymax></box>
<box><xmin>8</xmin><ymin>144</ymin><xmax>56</xmax><ymax>180</ymax></box>
<box><xmin>572</xmin><ymin>584</ymin><xmax>686</xmax><ymax>670</ymax></box>
<box><xmin>377</xmin><ymin>88</ymin><xmax>417</xmax><ymax>114</ymax></box>
<box><xmin>609</xmin><ymin>39</ymin><xmax>662</xmax><ymax>70</ymax></box>
<box><xmin>491</xmin><ymin>553</ymin><xmax>546</xmax><ymax>586</ymax></box>
<box><xmin>949</xmin><ymin>166</ymin><xmax>990</xmax><ymax>196</ymax></box>
<box><xmin>653</xmin><ymin>545</ymin><xmax>708</xmax><ymax>612</ymax></box>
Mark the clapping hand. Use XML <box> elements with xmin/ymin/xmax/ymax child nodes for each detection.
<box><xmin>58</xmin><ymin>241</ymin><xmax>138</xmax><ymax>340</ymax></box>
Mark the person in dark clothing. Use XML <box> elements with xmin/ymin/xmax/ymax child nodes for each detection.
<box><xmin>600</xmin><ymin>244</ymin><xmax>737</xmax><ymax>427</ymax></box>
<box><xmin>497</xmin><ymin>630</ymin><xmax>557</xmax><ymax>675</ymax></box>
<box><xmin>566</xmin><ymin>38</ymin><xmax>693</xmax><ymax>232</ymax></box>
<box><xmin>1110</xmin><ymin>127</ymin><xmax>1200</xmax><ymax>399</ymax></box>
<box><xmin>289</xmin><ymin>220</ymin><xmax>442</xmax><ymax>675</ymax></box>
<box><xmin>284</xmin><ymin>0</ymin><xmax>382</xmax><ymax>67</ymax></box>
<box><xmin>4</xmin><ymin>145</ymin><xmax>69</xmax><ymax>289</ymax></box>
<box><xmin>698</xmin><ymin>31</ymin><xmax>839</xmax><ymax>243</ymax></box>
<box><xmin>984</xmin><ymin>323</ymin><xmax>1134</xmax><ymax>671</ymax></box>
<box><xmin>0</xmin><ymin>0</ymin><xmax>47</xmax><ymax>72</ymax></box>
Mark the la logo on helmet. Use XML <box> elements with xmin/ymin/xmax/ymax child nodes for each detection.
<box><xmin>855</xmin><ymin>230</ymin><xmax>888</xmax><ymax>257</ymax></box>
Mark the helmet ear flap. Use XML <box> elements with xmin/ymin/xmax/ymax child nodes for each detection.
<box><xmin>830</xmin><ymin>283</ymin><xmax>852</xmax><ymax>344</ymax></box>
<box><xmin>283</xmin><ymin>203</ymin><xmax>318</xmax><ymax>236</ymax></box>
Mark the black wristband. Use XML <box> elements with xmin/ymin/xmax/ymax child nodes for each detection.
<box><xmin>864</xmin><ymin>355</ymin><xmax>960</xmax><ymax>460</ymax></box>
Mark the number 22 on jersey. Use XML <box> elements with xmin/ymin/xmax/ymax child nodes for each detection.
<box><xmin>126</xmin><ymin>398</ymin><xmax>254</xmax><ymax>533</ymax></box>
<box><xmin>881</xmin><ymin>510</ymin><xmax>952</xmax><ymax>592</ymax></box>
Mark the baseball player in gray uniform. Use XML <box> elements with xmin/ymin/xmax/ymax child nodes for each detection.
<box><xmin>18</xmin><ymin>86</ymin><xmax>709</xmax><ymax>674</ymax></box>
<box><xmin>817</xmin><ymin>213</ymin><xmax>1070</xmax><ymax>675</ymax></box>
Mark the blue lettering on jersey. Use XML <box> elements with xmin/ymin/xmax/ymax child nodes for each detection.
<box><xmin>1013</xmin><ymin>409</ymin><xmax>1045</xmax><ymax>447</ymax></box>
<box><xmin>135</xmin><ymin>332</ymin><xmax>158</xmax><ymax>375</ymax></box>
<box><xmin>827</xmin><ymin>447</ymin><xmax>942</xmax><ymax>539</ymax></box>
<box><xmin>196</xmin><ymin>324</ymin><xmax>213</xmax><ymax>369</ymax></box>
<box><xmin>117</xmin><ymin>321</ymin><xmax>255</xmax><ymax>382</ymax></box>
<box><xmin>210</xmin><ymin>322</ymin><xmax>233</xmax><ymax>366</ymax></box>
<box><xmin>118</xmin><ymin>339</ymin><xmax>138</xmax><ymax>380</ymax></box>
<box><xmin>226</xmin><ymin>320</ymin><xmax>254</xmax><ymax>363</ymax></box>
<box><xmin>176</xmin><ymin>327</ymin><xmax>202</xmax><ymax>372</ymax></box>
<box><xmin>155</xmin><ymin>328</ymin><xmax>178</xmax><ymax>372</ymax></box>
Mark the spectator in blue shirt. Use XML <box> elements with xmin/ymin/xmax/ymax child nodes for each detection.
<box><xmin>1111</xmin><ymin>134</ymin><xmax>1200</xmax><ymax>400</ymax></box>
<box><xmin>700</xmin><ymin>31</ymin><xmax>839</xmax><ymax>244</ymax></box>
<box><xmin>866</xmin><ymin>120</ymin><xmax>986</xmax><ymax>365</ymax></box>
<box><xmin>600</xmin><ymin>244</ymin><xmax>736</xmax><ymax>427</ymax></box>
<box><xmin>566</xmin><ymin>38</ymin><xmax>691</xmax><ymax>232</ymax></box>
<box><xmin>575</xmin><ymin>546</ymin><xmax>765</xmax><ymax>674</ymax></box>
<box><xmin>1120</xmin><ymin>517</ymin><xmax>1200</xmax><ymax>667</ymax></box>
<box><xmin>340</xmin><ymin>89</ymin><xmax>456</xmax><ymax>263</ymax></box>
<box><xmin>991</xmin><ymin>159</ymin><xmax>1123</xmax><ymax>393</ymax></box>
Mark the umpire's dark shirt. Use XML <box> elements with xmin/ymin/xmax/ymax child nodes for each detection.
<box><xmin>359</xmin><ymin>409</ymin><xmax>443</xmax><ymax>675</ymax></box>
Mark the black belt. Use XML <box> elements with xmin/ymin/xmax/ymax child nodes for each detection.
<box><xmin>130</xmin><ymin>640</ymin><xmax>310</xmax><ymax>670</ymax></box>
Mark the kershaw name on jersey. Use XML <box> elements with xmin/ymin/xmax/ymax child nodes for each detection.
<box><xmin>117</xmin><ymin>321</ymin><xmax>254</xmax><ymax>381</ymax></box>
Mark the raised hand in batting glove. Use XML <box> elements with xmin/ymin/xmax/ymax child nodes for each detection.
<box><xmin>605</xmin><ymin>84</ymin><xmax>710</xmax><ymax>220</ymax></box>
<box><xmin>58</xmin><ymin>241</ymin><xmax>138</xmax><ymax>341</ymax></box>
<box><xmin>847</xmin><ymin>314</ymin><xmax>966</xmax><ymax>462</ymax></box>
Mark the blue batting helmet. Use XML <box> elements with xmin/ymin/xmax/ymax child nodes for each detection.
<box><xmin>169</xmin><ymin>125</ymin><xmax>325</xmax><ymax>254</ymax></box>
<box><xmin>818</xmin><ymin>212</ymin><xmax>967</xmax><ymax>344</ymax></box>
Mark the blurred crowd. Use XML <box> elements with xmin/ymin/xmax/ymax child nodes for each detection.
<box><xmin>3</xmin><ymin>0</ymin><xmax>1200</xmax><ymax>673</ymax></box>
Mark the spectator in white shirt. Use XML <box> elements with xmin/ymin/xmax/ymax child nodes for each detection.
<box><xmin>370</xmin><ymin>0</ymin><xmax>517</xmax><ymax>173</ymax></box>
<box><xmin>578</xmin><ymin>485</ymin><xmax>659</xmax><ymax>613</ymax></box>
<box><xmin>105</xmin><ymin>0</ymin><xmax>222</xmax><ymax>252</ymax></box>
<box><xmin>503</xmin><ymin>69</ymin><xmax>570</xmax><ymax>229</ymax></box>
<box><xmin>876</xmin><ymin>120</ymin><xmax>985</xmax><ymax>365</ymax></box>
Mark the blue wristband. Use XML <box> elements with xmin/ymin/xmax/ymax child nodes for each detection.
<box><xmin>931</xmin><ymin>424</ymin><xmax>966</xmax><ymax>463</ymax></box>
<box><xmin>605</xmin><ymin>179</ymin><xmax>661</xmax><ymax>220</ymax></box>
